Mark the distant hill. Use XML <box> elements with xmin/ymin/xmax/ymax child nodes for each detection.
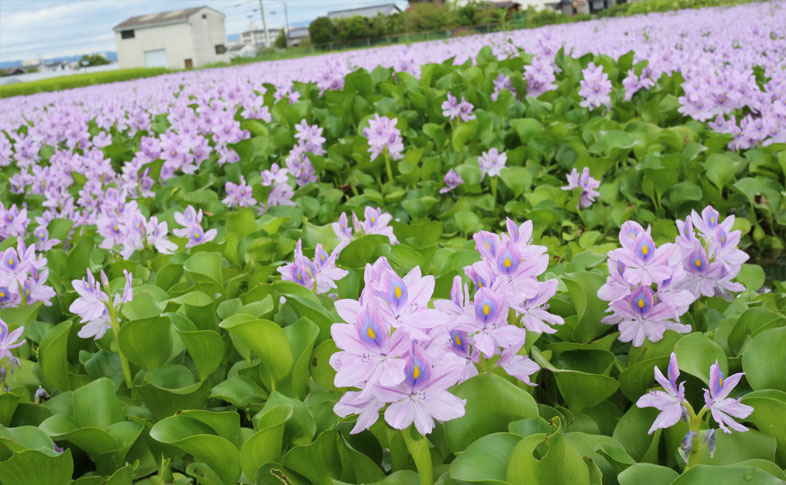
<box><xmin>0</xmin><ymin>51</ymin><xmax>117</xmax><ymax>70</ymax></box>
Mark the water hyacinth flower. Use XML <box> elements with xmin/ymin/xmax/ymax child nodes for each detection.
<box><xmin>579</xmin><ymin>62</ymin><xmax>612</xmax><ymax>110</ymax></box>
<box><xmin>704</xmin><ymin>361</ymin><xmax>753</xmax><ymax>433</ymax></box>
<box><xmin>363</xmin><ymin>114</ymin><xmax>404</xmax><ymax>161</ymax></box>
<box><xmin>523</xmin><ymin>57</ymin><xmax>557</xmax><ymax>98</ymax></box>
<box><xmin>375</xmin><ymin>346</ymin><xmax>466</xmax><ymax>436</ymax></box>
<box><xmin>0</xmin><ymin>318</ymin><xmax>25</xmax><ymax>361</ymax></box>
<box><xmin>561</xmin><ymin>167</ymin><xmax>600</xmax><ymax>208</ymax></box>
<box><xmin>223</xmin><ymin>176</ymin><xmax>256</xmax><ymax>208</ymax></box>
<box><xmin>636</xmin><ymin>353</ymin><xmax>686</xmax><ymax>434</ymax></box>
<box><xmin>174</xmin><ymin>205</ymin><xmax>217</xmax><ymax>248</ymax></box>
<box><xmin>70</xmin><ymin>269</ymin><xmax>133</xmax><ymax>340</ymax></box>
<box><xmin>637</xmin><ymin>354</ymin><xmax>754</xmax><ymax>466</ymax></box>
<box><xmin>279</xmin><ymin>240</ymin><xmax>348</xmax><ymax>294</ymax></box>
<box><xmin>442</xmin><ymin>92</ymin><xmax>475</xmax><ymax>122</ymax></box>
<box><xmin>477</xmin><ymin>148</ymin><xmax>507</xmax><ymax>181</ymax></box>
<box><xmin>352</xmin><ymin>207</ymin><xmax>398</xmax><ymax>244</ymax></box>
<box><xmin>439</xmin><ymin>168</ymin><xmax>463</xmax><ymax>194</ymax></box>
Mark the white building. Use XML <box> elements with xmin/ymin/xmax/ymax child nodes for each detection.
<box><xmin>241</xmin><ymin>28</ymin><xmax>282</xmax><ymax>48</ymax></box>
<box><xmin>113</xmin><ymin>6</ymin><xmax>229</xmax><ymax>69</ymax></box>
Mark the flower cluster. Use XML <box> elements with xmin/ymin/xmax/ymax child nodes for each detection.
<box><xmin>363</xmin><ymin>114</ymin><xmax>404</xmax><ymax>161</ymax></box>
<box><xmin>579</xmin><ymin>62</ymin><xmax>612</xmax><ymax>110</ymax></box>
<box><xmin>174</xmin><ymin>205</ymin><xmax>217</xmax><ymax>248</ymax></box>
<box><xmin>622</xmin><ymin>68</ymin><xmax>655</xmax><ymax>101</ymax></box>
<box><xmin>260</xmin><ymin>163</ymin><xmax>296</xmax><ymax>214</ymax></box>
<box><xmin>330</xmin><ymin>218</ymin><xmax>560</xmax><ymax>435</ymax></box>
<box><xmin>285</xmin><ymin>120</ymin><xmax>324</xmax><ymax>186</ymax></box>
<box><xmin>279</xmin><ymin>239</ymin><xmax>348</xmax><ymax>295</ymax></box>
<box><xmin>561</xmin><ymin>167</ymin><xmax>601</xmax><ymax>208</ymax></box>
<box><xmin>0</xmin><ymin>318</ymin><xmax>25</xmax><ymax>365</ymax></box>
<box><xmin>477</xmin><ymin>148</ymin><xmax>507</xmax><ymax>181</ymax></box>
<box><xmin>491</xmin><ymin>74</ymin><xmax>516</xmax><ymax>102</ymax></box>
<box><xmin>599</xmin><ymin>207</ymin><xmax>748</xmax><ymax>347</ymax></box>
<box><xmin>223</xmin><ymin>176</ymin><xmax>256</xmax><ymax>208</ymax></box>
<box><xmin>442</xmin><ymin>93</ymin><xmax>475</xmax><ymax>122</ymax></box>
<box><xmin>0</xmin><ymin>203</ymin><xmax>29</xmax><ymax>239</ymax></box>
<box><xmin>598</xmin><ymin>221</ymin><xmax>693</xmax><ymax>346</ymax></box>
<box><xmin>524</xmin><ymin>57</ymin><xmax>558</xmax><ymax>98</ymax></box>
<box><xmin>70</xmin><ymin>269</ymin><xmax>133</xmax><ymax>340</ymax></box>
<box><xmin>332</xmin><ymin>207</ymin><xmax>398</xmax><ymax>248</ymax></box>
<box><xmin>673</xmin><ymin>206</ymin><xmax>748</xmax><ymax>300</ymax></box>
<box><xmin>0</xmin><ymin>242</ymin><xmax>55</xmax><ymax>309</ymax></box>
<box><xmin>96</xmin><ymin>188</ymin><xmax>177</xmax><ymax>258</ymax></box>
<box><xmin>637</xmin><ymin>353</ymin><xmax>753</xmax><ymax>463</ymax></box>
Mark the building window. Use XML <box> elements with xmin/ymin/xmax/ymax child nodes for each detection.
<box><xmin>202</xmin><ymin>13</ymin><xmax>207</xmax><ymax>19</ymax></box>
<box><xmin>215</xmin><ymin>44</ymin><xmax>227</xmax><ymax>54</ymax></box>
<box><xmin>120</xmin><ymin>30</ymin><xmax>135</xmax><ymax>39</ymax></box>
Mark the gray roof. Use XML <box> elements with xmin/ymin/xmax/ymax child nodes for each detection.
<box><xmin>327</xmin><ymin>3</ymin><xmax>401</xmax><ymax>19</ymax></box>
<box><xmin>287</xmin><ymin>27</ymin><xmax>309</xmax><ymax>39</ymax></box>
<box><xmin>113</xmin><ymin>6</ymin><xmax>222</xmax><ymax>31</ymax></box>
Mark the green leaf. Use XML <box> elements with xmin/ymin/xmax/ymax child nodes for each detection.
<box><xmin>121</xmin><ymin>291</ymin><xmax>166</xmax><ymax>321</ymax></box>
<box><xmin>743</xmin><ymin>327</ymin><xmax>786</xmax><ymax>392</ymax></box>
<box><xmin>500</xmin><ymin>167</ymin><xmax>533</xmax><ymax>196</ymax></box>
<box><xmin>671</xmin><ymin>464</ymin><xmax>784</xmax><ymax>484</ymax></box>
<box><xmin>118</xmin><ymin>316</ymin><xmax>172</xmax><ymax>370</ymax></box>
<box><xmin>452</xmin><ymin>119</ymin><xmax>478</xmax><ymax>152</ymax></box>
<box><xmin>337</xmin><ymin>235</ymin><xmax>391</xmax><ymax>270</ymax></box>
<box><xmin>674</xmin><ymin>332</ymin><xmax>727</xmax><ymax>385</ymax></box>
<box><xmin>36</xmin><ymin>321</ymin><xmax>73</xmax><ymax>391</ymax></box>
<box><xmin>506</xmin><ymin>419</ymin><xmax>589</xmax><ymax>485</ymax></box>
<box><xmin>510</xmin><ymin>118</ymin><xmax>543</xmax><ymax>144</ymax></box>
<box><xmin>170</xmin><ymin>313</ymin><xmax>225</xmax><ymax>380</ymax></box>
<box><xmin>279</xmin><ymin>318</ymin><xmax>320</xmax><ymax>400</ymax></box>
<box><xmin>282</xmin><ymin>430</ymin><xmax>383</xmax><ymax>485</ymax></box>
<box><xmin>449</xmin><ymin>432</ymin><xmax>521</xmax><ymax>484</ymax></box>
<box><xmin>150</xmin><ymin>414</ymin><xmax>242</xmax><ymax>485</ymax></box>
<box><xmin>240</xmin><ymin>404</ymin><xmax>293</xmax><ymax>479</ymax></box>
<box><xmin>72</xmin><ymin>378</ymin><xmax>125</xmax><ymax>429</ymax></box>
<box><xmin>736</xmin><ymin>264</ymin><xmax>765</xmax><ymax>292</ymax></box>
<box><xmin>550</xmin><ymin>350</ymin><xmax>620</xmax><ymax>412</ymax></box>
<box><xmin>562</xmin><ymin>272</ymin><xmax>608</xmax><ymax>343</ymax></box>
<box><xmin>184</xmin><ymin>252</ymin><xmax>224</xmax><ymax>285</ymax></box>
<box><xmin>219</xmin><ymin>315</ymin><xmax>294</xmax><ymax>384</ymax></box>
<box><xmin>703</xmin><ymin>153</ymin><xmax>737</xmax><ymax>190</ymax></box>
<box><xmin>444</xmin><ymin>373</ymin><xmax>538</xmax><ymax>453</ymax></box>
<box><xmin>226</xmin><ymin>208</ymin><xmax>257</xmax><ymax>239</ymax></box>
<box><xmin>742</xmin><ymin>389</ymin><xmax>786</xmax><ymax>464</ymax></box>
<box><xmin>618</xmin><ymin>463</ymin><xmax>678</xmax><ymax>485</ymax></box>
<box><xmin>0</xmin><ymin>449</ymin><xmax>73</xmax><ymax>485</ymax></box>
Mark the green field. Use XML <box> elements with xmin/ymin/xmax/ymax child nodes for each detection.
<box><xmin>0</xmin><ymin>67</ymin><xmax>169</xmax><ymax>98</ymax></box>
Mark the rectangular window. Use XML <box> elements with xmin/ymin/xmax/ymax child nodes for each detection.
<box><xmin>120</xmin><ymin>30</ymin><xmax>135</xmax><ymax>39</ymax></box>
<box><xmin>215</xmin><ymin>44</ymin><xmax>227</xmax><ymax>54</ymax></box>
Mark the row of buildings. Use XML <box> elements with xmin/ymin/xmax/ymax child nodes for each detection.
<box><xmin>111</xmin><ymin>1</ymin><xmax>624</xmax><ymax>70</ymax></box>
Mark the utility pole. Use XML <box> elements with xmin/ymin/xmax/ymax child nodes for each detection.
<box><xmin>258</xmin><ymin>0</ymin><xmax>270</xmax><ymax>47</ymax></box>
<box><xmin>283</xmin><ymin>1</ymin><xmax>289</xmax><ymax>35</ymax></box>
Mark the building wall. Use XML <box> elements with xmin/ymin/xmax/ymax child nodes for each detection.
<box><xmin>114</xmin><ymin>8</ymin><xmax>229</xmax><ymax>69</ymax></box>
<box><xmin>115</xmin><ymin>22</ymin><xmax>195</xmax><ymax>69</ymax></box>
<box><xmin>189</xmin><ymin>9</ymin><xmax>230</xmax><ymax>67</ymax></box>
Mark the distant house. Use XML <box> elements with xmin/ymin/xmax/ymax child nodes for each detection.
<box><xmin>42</xmin><ymin>60</ymin><xmax>72</xmax><ymax>73</ymax></box>
<box><xmin>287</xmin><ymin>27</ymin><xmax>310</xmax><ymax>47</ymax></box>
<box><xmin>229</xmin><ymin>43</ymin><xmax>257</xmax><ymax>59</ymax></box>
<box><xmin>326</xmin><ymin>3</ymin><xmax>402</xmax><ymax>20</ymax></box>
<box><xmin>113</xmin><ymin>6</ymin><xmax>229</xmax><ymax>69</ymax></box>
<box><xmin>241</xmin><ymin>28</ymin><xmax>282</xmax><ymax>48</ymax></box>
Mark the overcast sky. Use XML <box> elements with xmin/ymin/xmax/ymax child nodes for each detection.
<box><xmin>0</xmin><ymin>0</ymin><xmax>409</xmax><ymax>62</ymax></box>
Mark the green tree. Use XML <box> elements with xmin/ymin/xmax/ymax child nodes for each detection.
<box><xmin>274</xmin><ymin>29</ymin><xmax>287</xmax><ymax>48</ymax></box>
<box><xmin>335</xmin><ymin>15</ymin><xmax>372</xmax><ymax>41</ymax></box>
<box><xmin>403</xmin><ymin>3</ymin><xmax>453</xmax><ymax>32</ymax></box>
<box><xmin>79</xmin><ymin>54</ymin><xmax>110</xmax><ymax>67</ymax></box>
<box><xmin>308</xmin><ymin>16</ymin><xmax>336</xmax><ymax>45</ymax></box>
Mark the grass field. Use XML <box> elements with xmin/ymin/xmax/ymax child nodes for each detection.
<box><xmin>0</xmin><ymin>67</ymin><xmax>169</xmax><ymax>98</ymax></box>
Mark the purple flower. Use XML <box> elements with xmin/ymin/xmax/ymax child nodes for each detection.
<box><xmin>332</xmin><ymin>213</ymin><xmax>353</xmax><ymax>247</ymax></box>
<box><xmin>478</xmin><ymin>148</ymin><xmax>507</xmax><ymax>180</ymax></box>
<box><xmin>261</xmin><ymin>163</ymin><xmax>289</xmax><ymax>187</ymax></box>
<box><xmin>439</xmin><ymin>169</ymin><xmax>463</xmax><ymax>194</ymax></box>
<box><xmin>174</xmin><ymin>206</ymin><xmax>217</xmax><ymax>248</ymax></box>
<box><xmin>70</xmin><ymin>270</ymin><xmax>110</xmax><ymax>340</ymax></box>
<box><xmin>330</xmin><ymin>305</ymin><xmax>410</xmax><ymax>392</ymax></box>
<box><xmin>0</xmin><ymin>318</ymin><xmax>25</xmax><ymax>361</ymax></box>
<box><xmin>442</xmin><ymin>92</ymin><xmax>475</xmax><ymax>122</ymax></box>
<box><xmin>375</xmin><ymin>345</ymin><xmax>466</xmax><ymax>436</ymax></box>
<box><xmin>561</xmin><ymin>167</ymin><xmax>600</xmax><ymax>208</ymax></box>
<box><xmin>704</xmin><ymin>361</ymin><xmax>753</xmax><ymax>433</ymax></box>
<box><xmin>363</xmin><ymin>114</ymin><xmax>404</xmax><ymax>161</ymax></box>
<box><xmin>496</xmin><ymin>343</ymin><xmax>539</xmax><ymax>386</ymax></box>
<box><xmin>353</xmin><ymin>207</ymin><xmax>397</xmax><ymax>244</ymax></box>
<box><xmin>223</xmin><ymin>176</ymin><xmax>256</xmax><ymax>208</ymax></box>
<box><xmin>146</xmin><ymin>217</ymin><xmax>177</xmax><ymax>254</ymax></box>
<box><xmin>491</xmin><ymin>74</ymin><xmax>516</xmax><ymax>102</ymax></box>
<box><xmin>636</xmin><ymin>353</ymin><xmax>687</xmax><ymax>434</ymax></box>
<box><xmin>34</xmin><ymin>227</ymin><xmax>60</xmax><ymax>251</ymax></box>
<box><xmin>512</xmin><ymin>279</ymin><xmax>564</xmax><ymax>334</ymax></box>
<box><xmin>524</xmin><ymin>57</ymin><xmax>557</xmax><ymax>97</ymax></box>
<box><xmin>622</xmin><ymin>69</ymin><xmax>654</xmax><ymax>101</ymax></box>
<box><xmin>579</xmin><ymin>62</ymin><xmax>612</xmax><ymax>110</ymax></box>
<box><xmin>606</xmin><ymin>286</ymin><xmax>690</xmax><ymax>347</ymax></box>
<box><xmin>616</xmin><ymin>231</ymin><xmax>676</xmax><ymax>287</ymax></box>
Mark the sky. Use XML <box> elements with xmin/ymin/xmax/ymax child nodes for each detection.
<box><xmin>0</xmin><ymin>0</ymin><xmax>410</xmax><ymax>63</ymax></box>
